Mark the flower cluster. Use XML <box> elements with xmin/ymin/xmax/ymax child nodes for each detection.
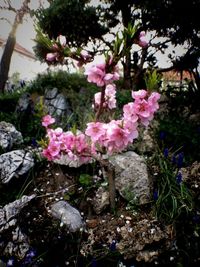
<box><xmin>46</xmin><ymin>35</ymin><xmax>67</xmax><ymax>62</ymax></box>
<box><xmin>46</xmin><ymin>35</ymin><xmax>92</xmax><ymax>66</ymax></box>
<box><xmin>41</xmin><ymin>121</ymin><xmax>93</xmax><ymax>163</ymax></box>
<box><xmin>84</xmin><ymin>60</ymin><xmax>119</xmax><ymax>87</ymax></box>
<box><xmin>123</xmin><ymin>89</ymin><xmax>160</xmax><ymax>126</ymax></box>
<box><xmin>42</xmin><ymin>88</ymin><xmax>160</xmax><ymax>160</ymax></box>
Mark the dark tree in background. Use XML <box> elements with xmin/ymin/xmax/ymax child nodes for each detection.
<box><xmin>134</xmin><ymin>0</ymin><xmax>200</xmax><ymax>45</ymax></box>
<box><xmin>34</xmin><ymin>0</ymin><xmax>200</xmax><ymax>92</ymax></box>
<box><xmin>134</xmin><ymin>0</ymin><xmax>200</xmax><ymax>92</ymax></box>
<box><xmin>35</xmin><ymin>0</ymin><xmax>107</xmax><ymax>48</ymax></box>
<box><xmin>34</xmin><ymin>0</ymin><xmax>142</xmax><ymax>88</ymax></box>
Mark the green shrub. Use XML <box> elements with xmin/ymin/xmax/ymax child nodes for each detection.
<box><xmin>0</xmin><ymin>89</ymin><xmax>26</xmax><ymax>112</ymax></box>
<box><xmin>27</xmin><ymin>70</ymin><xmax>99</xmax><ymax>129</ymax></box>
<box><xmin>28</xmin><ymin>70</ymin><xmax>98</xmax><ymax>95</ymax></box>
<box><xmin>157</xmin><ymin>112</ymin><xmax>200</xmax><ymax>164</ymax></box>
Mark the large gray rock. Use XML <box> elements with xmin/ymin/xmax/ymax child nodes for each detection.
<box><xmin>0</xmin><ymin>121</ymin><xmax>23</xmax><ymax>150</ymax></box>
<box><xmin>0</xmin><ymin>150</ymin><xmax>34</xmax><ymax>183</ymax></box>
<box><xmin>110</xmin><ymin>151</ymin><xmax>150</xmax><ymax>205</ymax></box>
<box><xmin>54</xmin><ymin>153</ymin><xmax>92</xmax><ymax>168</ymax></box>
<box><xmin>136</xmin><ymin>127</ymin><xmax>155</xmax><ymax>154</ymax></box>
<box><xmin>15</xmin><ymin>92</ymin><xmax>33</xmax><ymax>113</ymax></box>
<box><xmin>44</xmin><ymin>87</ymin><xmax>71</xmax><ymax>126</ymax></box>
<box><xmin>50</xmin><ymin>201</ymin><xmax>85</xmax><ymax>232</ymax></box>
<box><xmin>0</xmin><ymin>194</ymin><xmax>35</xmax><ymax>233</ymax></box>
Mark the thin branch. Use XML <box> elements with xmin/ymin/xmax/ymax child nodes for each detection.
<box><xmin>0</xmin><ymin>0</ymin><xmax>17</xmax><ymax>12</ymax></box>
<box><xmin>0</xmin><ymin>17</ymin><xmax>12</xmax><ymax>26</ymax></box>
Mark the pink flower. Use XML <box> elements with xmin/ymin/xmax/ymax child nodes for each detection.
<box><xmin>74</xmin><ymin>133</ymin><xmax>88</xmax><ymax>153</ymax></box>
<box><xmin>84</xmin><ymin>59</ymin><xmax>120</xmax><ymax>87</ymax></box>
<box><xmin>107</xmin><ymin>97</ymin><xmax>116</xmax><ymax>109</ymax></box>
<box><xmin>123</xmin><ymin>119</ymin><xmax>139</xmax><ymax>142</ymax></box>
<box><xmin>105</xmin><ymin>84</ymin><xmax>116</xmax><ymax>97</ymax></box>
<box><xmin>85</xmin><ymin>64</ymin><xmax>106</xmax><ymax>87</ymax></box>
<box><xmin>57</xmin><ymin>35</ymin><xmax>66</xmax><ymax>46</ymax></box>
<box><xmin>138</xmin><ymin>31</ymin><xmax>148</xmax><ymax>48</ymax></box>
<box><xmin>61</xmin><ymin>131</ymin><xmax>76</xmax><ymax>151</ymax></box>
<box><xmin>85</xmin><ymin>122</ymin><xmax>106</xmax><ymax>143</ymax></box>
<box><xmin>80</xmin><ymin>50</ymin><xmax>91</xmax><ymax>60</ymax></box>
<box><xmin>42</xmin><ymin>148</ymin><xmax>54</xmax><ymax>161</ymax></box>
<box><xmin>42</xmin><ymin>140</ymin><xmax>61</xmax><ymax>160</ymax></box>
<box><xmin>93</xmin><ymin>84</ymin><xmax>117</xmax><ymax>110</ymax></box>
<box><xmin>46</xmin><ymin>53</ymin><xmax>57</xmax><ymax>62</ymax></box>
<box><xmin>148</xmin><ymin>92</ymin><xmax>160</xmax><ymax>112</ymax></box>
<box><xmin>132</xmin><ymin>89</ymin><xmax>147</xmax><ymax>100</ymax></box>
<box><xmin>106</xmin><ymin>120</ymin><xmax>130</xmax><ymax>153</ymax></box>
<box><xmin>130</xmin><ymin>91</ymin><xmax>160</xmax><ymax>126</ymax></box>
<box><xmin>42</xmin><ymin>115</ymin><xmax>55</xmax><ymax>127</ymax></box>
<box><xmin>133</xmin><ymin>99</ymin><xmax>151</xmax><ymax>118</ymax></box>
<box><xmin>93</xmin><ymin>92</ymin><xmax>102</xmax><ymax>107</ymax></box>
<box><xmin>123</xmin><ymin>102</ymin><xmax>138</xmax><ymax>122</ymax></box>
<box><xmin>48</xmin><ymin>140</ymin><xmax>61</xmax><ymax>158</ymax></box>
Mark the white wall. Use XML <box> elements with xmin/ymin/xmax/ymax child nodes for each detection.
<box><xmin>0</xmin><ymin>46</ymin><xmax>47</xmax><ymax>81</ymax></box>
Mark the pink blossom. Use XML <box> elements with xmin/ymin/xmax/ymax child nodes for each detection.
<box><xmin>42</xmin><ymin>148</ymin><xmax>54</xmax><ymax>161</ymax></box>
<box><xmin>80</xmin><ymin>50</ymin><xmax>91</xmax><ymax>60</ymax></box>
<box><xmin>130</xmin><ymin>91</ymin><xmax>161</xmax><ymax>126</ymax></box>
<box><xmin>148</xmin><ymin>92</ymin><xmax>161</xmax><ymax>112</ymax></box>
<box><xmin>42</xmin><ymin>140</ymin><xmax>61</xmax><ymax>160</ymax></box>
<box><xmin>61</xmin><ymin>131</ymin><xmax>76</xmax><ymax>151</ymax></box>
<box><xmin>93</xmin><ymin>92</ymin><xmax>102</xmax><ymax>108</ymax></box>
<box><xmin>54</xmin><ymin>127</ymin><xmax>63</xmax><ymax>136</ymax></box>
<box><xmin>123</xmin><ymin>102</ymin><xmax>138</xmax><ymax>122</ymax></box>
<box><xmin>85</xmin><ymin>64</ymin><xmax>106</xmax><ymax>87</ymax></box>
<box><xmin>132</xmin><ymin>89</ymin><xmax>147</xmax><ymax>100</ymax></box>
<box><xmin>105</xmin><ymin>84</ymin><xmax>117</xmax><ymax>109</ymax></box>
<box><xmin>85</xmin><ymin>122</ymin><xmax>106</xmax><ymax>143</ymax></box>
<box><xmin>107</xmin><ymin>97</ymin><xmax>116</xmax><ymax>110</ymax></box>
<box><xmin>123</xmin><ymin>119</ymin><xmax>139</xmax><ymax>141</ymax></box>
<box><xmin>93</xmin><ymin>84</ymin><xmax>117</xmax><ymax>110</ymax></box>
<box><xmin>42</xmin><ymin>115</ymin><xmax>55</xmax><ymax>127</ymax></box>
<box><xmin>74</xmin><ymin>133</ymin><xmax>93</xmax><ymax>163</ymax></box>
<box><xmin>138</xmin><ymin>31</ymin><xmax>148</xmax><ymax>48</ymax></box>
<box><xmin>105</xmin><ymin>84</ymin><xmax>116</xmax><ymax>96</ymax></box>
<box><xmin>48</xmin><ymin>140</ymin><xmax>61</xmax><ymax>158</ymax></box>
<box><xmin>57</xmin><ymin>35</ymin><xmax>66</xmax><ymax>46</ymax></box>
<box><xmin>46</xmin><ymin>53</ymin><xmax>57</xmax><ymax>62</ymax></box>
<box><xmin>105</xmin><ymin>120</ymin><xmax>130</xmax><ymax>153</ymax></box>
<box><xmin>133</xmin><ymin>99</ymin><xmax>151</xmax><ymax>118</ymax></box>
<box><xmin>84</xmin><ymin>59</ymin><xmax>119</xmax><ymax>87</ymax></box>
<box><xmin>77</xmin><ymin>50</ymin><xmax>92</xmax><ymax>67</ymax></box>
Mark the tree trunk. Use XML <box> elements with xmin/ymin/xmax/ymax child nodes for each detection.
<box><xmin>122</xmin><ymin>54</ymin><xmax>132</xmax><ymax>89</ymax></box>
<box><xmin>0</xmin><ymin>34</ymin><xmax>16</xmax><ymax>93</ymax></box>
<box><xmin>0</xmin><ymin>0</ymin><xmax>30</xmax><ymax>94</ymax></box>
<box><xmin>121</xmin><ymin>3</ymin><xmax>132</xmax><ymax>89</ymax></box>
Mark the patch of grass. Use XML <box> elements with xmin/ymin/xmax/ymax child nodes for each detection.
<box><xmin>151</xmin><ymin>145</ymin><xmax>193</xmax><ymax>224</ymax></box>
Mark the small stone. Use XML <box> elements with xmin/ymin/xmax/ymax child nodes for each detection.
<box><xmin>50</xmin><ymin>201</ymin><xmax>85</xmax><ymax>232</ymax></box>
<box><xmin>86</xmin><ymin>219</ymin><xmax>99</xmax><ymax>229</ymax></box>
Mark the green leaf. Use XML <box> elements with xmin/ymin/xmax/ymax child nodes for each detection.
<box><xmin>79</xmin><ymin>174</ymin><xmax>92</xmax><ymax>186</ymax></box>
